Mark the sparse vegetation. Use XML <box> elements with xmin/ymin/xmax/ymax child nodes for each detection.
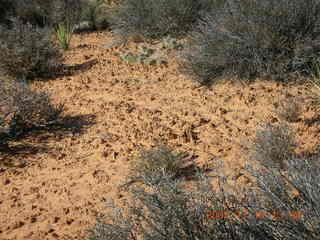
<box><xmin>11</xmin><ymin>0</ymin><xmax>54</xmax><ymax>27</ymax></box>
<box><xmin>0</xmin><ymin>0</ymin><xmax>14</xmax><ymax>26</ymax></box>
<box><xmin>55</xmin><ymin>23</ymin><xmax>74</xmax><ymax>50</ymax></box>
<box><xmin>180</xmin><ymin>0</ymin><xmax>320</xmax><ymax>85</ymax></box>
<box><xmin>51</xmin><ymin>0</ymin><xmax>84</xmax><ymax>50</ymax></box>
<box><xmin>80</xmin><ymin>0</ymin><xmax>111</xmax><ymax>31</ymax></box>
<box><xmin>2</xmin><ymin>0</ymin><xmax>320</xmax><ymax>238</ymax></box>
<box><xmin>0</xmin><ymin>77</ymin><xmax>64</xmax><ymax>148</ymax></box>
<box><xmin>245</xmin><ymin>150</ymin><xmax>320</xmax><ymax>240</ymax></box>
<box><xmin>126</xmin><ymin>146</ymin><xmax>190</xmax><ymax>186</ymax></box>
<box><xmin>89</xmin><ymin>171</ymin><xmax>248</xmax><ymax>240</ymax></box>
<box><xmin>275</xmin><ymin>97</ymin><xmax>303</xmax><ymax>123</ymax></box>
<box><xmin>120</xmin><ymin>45</ymin><xmax>168</xmax><ymax>65</ymax></box>
<box><xmin>0</xmin><ymin>18</ymin><xmax>62</xmax><ymax>80</ymax></box>
<box><xmin>249</xmin><ymin>123</ymin><xmax>297</xmax><ymax>170</ymax></box>
<box><xmin>108</xmin><ymin>0</ymin><xmax>218</xmax><ymax>40</ymax></box>
<box><xmin>89</xmin><ymin>125</ymin><xmax>320</xmax><ymax>240</ymax></box>
<box><xmin>11</xmin><ymin>0</ymin><xmax>83</xmax><ymax>28</ymax></box>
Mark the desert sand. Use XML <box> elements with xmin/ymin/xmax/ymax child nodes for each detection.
<box><xmin>1</xmin><ymin>31</ymin><xmax>320</xmax><ymax>240</ymax></box>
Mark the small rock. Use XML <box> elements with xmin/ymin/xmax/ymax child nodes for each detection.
<box><xmin>73</xmin><ymin>21</ymin><xmax>93</xmax><ymax>33</ymax></box>
<box><xmin>93</xmin><ymin>169</ymin><xmax>110</xmax><ymax>183</ymax></box>
<box><xmin>4</xmin><ymin>179</ymin><xmax>10</xmax><ymax>185</ymax></box>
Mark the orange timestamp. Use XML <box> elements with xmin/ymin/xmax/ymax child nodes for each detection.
<box><xmin>207</xmin><ymin>209</ymin><xmax>303</xmax><ymax>220</ymax></box>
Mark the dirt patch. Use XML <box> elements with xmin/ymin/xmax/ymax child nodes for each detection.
<box><xmin>1</xmin><ymin>31</ymin><xmax>320</xmax><ymax>240</ymax></box>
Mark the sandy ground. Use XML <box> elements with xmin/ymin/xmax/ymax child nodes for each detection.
<box><xmin>1</xmin><ymin>31</ymin><xmax>320</xmax><ymax>240</ymax></box>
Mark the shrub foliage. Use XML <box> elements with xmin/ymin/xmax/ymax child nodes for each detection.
<box><xmin>0</xmin><ymin>18</ymin><xmax>62</xmax><ymax>79</ymax></box>
<box><xmin>5</xmin><ymin>0</ymin><xmax>83</xmax><ymax>28</ymax></box>
<box><xmin>0</xmin><ymin>77</ymin><xmax>63</xmax><ymax>147</ymax></box>
<box><xmin>89</xmin><ymin>125</ymin><xmax>320</xmax><ymax>239</ymax></box>
<box><xmin>81</xmin><ymin>0</ymin><xmax>111</xmax><ymax>31</ymax></box>
<box><xmin>0</xmin><ymin>0</ymin><xmax>14</xmax><ymax>26</ymax></box>
<box><xmin>181</xmin><ymin>0</ymin><xmax>320</xmax><ymax>85</ymax></box>
<box><xmin>11</xmin><ymin>0</ymin><xmax>54</xmax><ymax>27</ymax></box>
<box><xmin>250</xmin><ymin>123</ymin><xmax>297</xmax><ymax>169</ymax></box>
<box><xmin>127</xmin><ymin>146</ymin><xmax>189</xmax><ymax>185</ymax></box>
<box><xmin>89</xmin><ymin>159</ymin><xmax>320</xmax><ymax>239</ymax></box>
<box><xmin>109</xmin><ymin>0</ymin><xmax>217</xmax><ymax>40</ymax></box>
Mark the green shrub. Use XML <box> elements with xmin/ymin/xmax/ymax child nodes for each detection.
<box><xmin>180</xmin><ymin>0</ymin><xmax>320</xmax><ymax>85</ymax></box>
<box><xmin>0</xmin><ymin>18</ymin><xmax>62</xmax><ymax>80</ymax></box>
<box><xmin>52</xmin><ymin>0</ymin><xmax>84</xmax><ymax>50</ymax></box>
<box><xmin>55</xmin><ymin>23</ymin><xmax>74</xmax><ymax>50</ymax></box>
<box><xmin>0</xmin><ymin>77</ymin><xmax>63</xmax><ymax>147</ymax></box>
<box><xmin>109</xmin><ymin>0</ymin><xmax>218</xmax><ymax>40</ymax></box>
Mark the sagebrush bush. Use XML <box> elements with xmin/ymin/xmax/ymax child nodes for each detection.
<box><xmin>89</xmin><ymin>160</ymin><xmax>320</xmax><ymax>240</ymax></box>
<box><xmin>12</xmin><ymin>0</ymin><xmax>54</xmax><ymax>27</ymax></box>
<box><xmin>0</xmin><ymin>77</ymin><xmax>63</xmax><ymax>147</ymax></box>
<box><xmin>126</xmin><ymin>146</ymin><xmax>189</xmax><ymax>186</ymax></box>
<box><xmin>275</xmin><ymin>97</ymin><xmax>303</xmax><ymax>123</ymax></box>
<box><xmin>0</xmin><ymin>18</ymin><xmax>62</xmax><ymax>80</ymax></box>
<box><xmin>8</xmin><ymin>0</ymin><xmax>83</xmax><ymax>28</ymax></box>
<box><xmin>89</xmin><ymin>173</ymin><xmax>256</xmax><ymax>240</ymax></box>
<box><xmin>0</xmin><ymin>0</ymin><xmax>14</xmax><ymax>26</ymax></box>
<box><xmin>308</xmin><ymin>77</ymin><xmax>320</xmax><ymax>108</ymax></box>
<box><xmin>81</xmin><ymin>0</ymin><xmax>111</xmax><ymax>31</ymax></box>
<box><xmin>52</xmin><ymin>0</ymin><xmax>84</xmax><ymax>50</ymax></box>
<box><xmin>89</xmin><ymin>137</ymin><xmax>320</xmax><ymax>239</ymax></box>
<box><xmin>245</xmin><ymin>154</ymin><xmax>320</xmax><ymax>240</ymax></box>
<box><xmin>180</xmin><ymin>0</ymin><xmax>320</xmax><ymax>85</ymax></box>
<box><xmin>250</xmin><ymin>123</ymin><xmax>297</xmax><ymax>169</ymax></box>
<box><xmin>51</xmin><ymin>0</ymin><xmax>84</xmax><ymax>27</ymax></box>
<box><xmin>109</xmin><ymin>0</ymin><xmax>219</xmax><ymax>40</ymax></box>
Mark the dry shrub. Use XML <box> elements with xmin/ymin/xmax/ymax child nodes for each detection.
<box><xmin>127</xmin><ymin>146</ymin><xmax>189</xmax><ymax>186</ymax></box>
<box><xmin>89</xmin><ymin>140</ymin><xmax>320</xmax><ymax>239</ymax></box>
<box><xmin>108</xmin><ymin>0</ymin><xmax>219</xmax><ymax>40</ymax></box>
<box><xmin>250</xmin><ymin>123</ymin><xmax>297</xmax><ymax>169</ymax></box>
<box><xmin>8</xmin><ymin>0</ymin><xmax>83</xmax><ymax>28</ymax></box>
<box><xmin>180</xmin><ymin>0</ymin><xmax>320</xmax><ymax>85</ymax></box>
<box><xmin>80</xmin><ymin>0</ymin><xmax>112</xmax><ymax>31</ymax></box>
<box><xmin>274</xmin><ymin>96</ymin><xmax>303</xmax><ymax>123</ymax></box>
<box><xmin>0</xmin><ymin>77</ymin><xmax>63</xmax><ymax>146</ymax></box>
<box><xmin>0</xmin><ymin>0</ymin><xmax>14</xmax><ymax>26</ymax></box>
<box><xmin>0</xmin><ymin>18</ymin><xmax>62</xmax><ymax>80</ymax></box>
